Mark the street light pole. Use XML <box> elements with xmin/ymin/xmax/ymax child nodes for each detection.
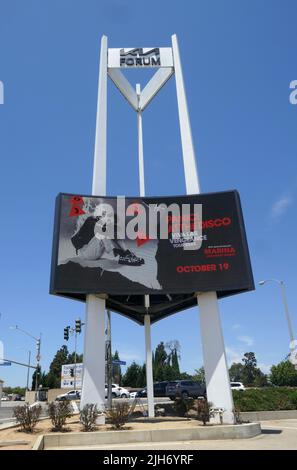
<box><xmin>10</xmin><ymin>326</ymin><xmax>42</xmax><ymax>400</ymax></box>
<box><xmin>259</xmin><ymin>279</ymin><xmax>296</xmax><ymax>346</ymax></box>
<box><xmin>26</xmin><ymin>350</ymin><xmax>31</xmax><ymax>391</ymax></box>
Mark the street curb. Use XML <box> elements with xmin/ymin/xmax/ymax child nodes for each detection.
<box><xmin>36</xmin><ymin>423</ymin><xmax>261</xmax><ymax>449</ymax></box>
<box><xmin>32</xmin><ymin>435</ymin><xmax>44</xmax><ymax>450</ymax></box>
<box><xmin>0</xmin><ymin>416</ymin><xmax>49</xmax><ymax>431</ymax></box>
<box><xmin>240</xmin><ymin>410</ymin><xmax>297</xmax><ymax>422</ymax></box>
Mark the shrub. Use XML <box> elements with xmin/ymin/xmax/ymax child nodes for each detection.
<box><xmin>80</xmin><ymin>404</ymin><xmax>100</xmax><ymax>432</ymax></box>
<box><xmin>197</xmin><ymin>399</ymin><xmax>214</xmax><ymax>425</ymax></box>
<box><xmin>106</xmin><ymin>402</ymin><xmax>130</xmax><ymax>429</ymax></box>
<box><xmin>173</xmin><ymin>397</ymin><xmax>194</xmax><ymax>417</ymax></box>
<box><xmin>48</xmin><ymin>401</ymin><xmax>73</xmax><ymax>432</ymax></box>
<box><xmin>13</xmin><ymin>404</ymin><xmax>41</xmax><ymax>433</ymax></box>
<box><xmin>233</xmin><ymin>387</ymin><xmax>297</xmax><ymax>412</ymax></box>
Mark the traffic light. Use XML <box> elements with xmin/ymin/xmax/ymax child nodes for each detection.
<box><xmin>75</xmin><ymin>318</ymin><xmax>81</xmax><ymax>334</ymax></box>
<box><xmin>64</xmin><ymin>327</ymin><xmax>69</xmax><ymax>341</ymax></box>
<box><xmin>70</xmin><ymin>367</ymin><xmax>74</xmax><ymax>377</ymax></box>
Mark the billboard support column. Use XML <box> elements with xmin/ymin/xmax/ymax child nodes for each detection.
<box><xmin>137</xmin><ymin>83</ymin><xmax>155</xmax><ymax>418</ymax></box>
<box><xmin>81</xmin><ymin>35</ymin><xmax>108</xmax><ymax>422</ymax></box>
<box><xmin>144</xmin><ymin>313</ymin><xmax>155</xmax><ymax>418</ymax></box>
<box><xmin>172</xmin><ymin>34</ymin><xmax>234</xmax><ymax>424</ymax></box>
<box><xmin>80</xmin><ymin>296</ymin><xmax>106</xmax><ymax>420</ymax></box>
<box><xmin>198</xmin><ymin>292</ymin><xmax>234</xmax><ymax>423</ymax></box>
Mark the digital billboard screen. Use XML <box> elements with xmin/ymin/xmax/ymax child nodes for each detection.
<box><xmin>50</xmin><ymin>190</ymin><xmax>254</xmax><ymax>323</ymax></box>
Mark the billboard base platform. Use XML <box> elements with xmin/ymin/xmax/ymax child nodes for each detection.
<box><xmin>34</xmin><ymin>422</ymin><xmax>261</xmax><ymax>450</ymax></box>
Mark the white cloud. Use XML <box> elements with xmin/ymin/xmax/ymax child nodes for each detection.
<box><xmin>237</xmin><ymin>335</ymin><xmax>254</xmax><ymax>347</ymax></box>
<box><xmin>119</xmin><ymin>351</ymin><xmax>143</xmax><ymax>362</ymax></box>
<box><xmin>226</xmin><ymin>346</ymin><xmax>244</xmax><ymax>365</ymax></box>
<box><xmin>258</xmin><ymin>363</ymin><xmax>272</xmax><ymax>374</ymax></box>
<box><xmin>232</xmin><ymin>324</ymin><xmax>241</xmax><ymax>330</ymax></box>
<box><xmin>271</xmin><ymin>196</ymin><xmax>292</xmax><ymax>219</ymax></box>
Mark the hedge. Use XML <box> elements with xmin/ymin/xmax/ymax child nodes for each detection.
<box><xmin>233</xmin><ymin>387</ymin><xmax>297</xmax><ymax>411</ymax></box>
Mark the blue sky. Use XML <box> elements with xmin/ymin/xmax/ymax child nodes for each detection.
<box><xmin>0</xmin><ymin>0</ymin><xmax>297</xmax><ymax>387</ymax></box>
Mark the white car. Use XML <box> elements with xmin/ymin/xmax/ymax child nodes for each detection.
<box><xmin>105</xmin><ymin>384</ymin><xmax>130</xmax><ymax>398</ymax></box>
<box><xmin>117</xmin><ymin>387</ymin><xmax>130</xmax><ymax>398</ymax></box>
<box><xmin>105</xmin><ymin>384</ymin><xmax>121</xmax><ymax>398</ymax></box>
<box><xmin>230</xmin><ymin>382</ymin><xmax>245</xmax><ymax>391</ymax></box>
<box><xmin>55</xmin><ymin>390</ymin><xmax>81</xmax><ymax>401</ymax></box>
<box><xmin>1</xmin><ymin>396</ymin><xmax>9</xmax><ymax>401</ymax></box>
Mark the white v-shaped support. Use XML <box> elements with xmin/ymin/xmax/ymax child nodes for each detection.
<box><xmin>108</xmin><ymin>66</ymin><xmax>173</xmax><ymax>112</ymax></box>
<box><xmin>139</xmin><ymin>67</ymin><xmax>174</xmax><ymax>111</ymax></box>
<box><xmin>108</xmin><ymin>68</ymin><xmax>138</xmax><ymax>110</ymax></box>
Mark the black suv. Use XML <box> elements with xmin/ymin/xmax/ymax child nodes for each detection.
<box><xmin>136</xmin><ymin>381</ymin><xmax>169</xmax><ymax>398</ymax></box>
<box><xmin>166</xmin><ymin>380</ymin><xmax>206</xmax><ymax>400</ymax></box>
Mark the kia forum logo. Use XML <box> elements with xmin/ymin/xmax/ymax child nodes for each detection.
<box><xmin>120</xmin><ymin>48</ymin><xmax>160</xmax><ymax>67</ymax></box>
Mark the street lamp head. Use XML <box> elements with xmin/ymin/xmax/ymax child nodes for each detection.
<box><xmin>9</xmin><ymin>325</ymin><xmax>18</xmax><ymax>330</ymax></box>
<box><xmin>259</xmin><ymin>279</ymin><xmax>283</xmax><ymax>286</ymax></box>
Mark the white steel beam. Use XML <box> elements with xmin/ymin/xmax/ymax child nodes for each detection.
<box><xmin>81</xmin><ymin>35</ymin><xmax>108</xmax><ymax>423</ymax></box>
<box><xmin>139</xmin><ymin>67</ymin><xmax>174</xmax><ymax>111</ymax></box>
<box><xmin>108</xmin><ymin>68</ymin><xmax>138</xmax><ymax>111</ymax></box>
<box><xmin>171</xmin><ymin>34</ymin><xmax>200</xmax><ymax>195</ymax></box>
<box><xmin>172</xmin><ymin>34</ymin><xmax>234</xmax><ymax>424</ymax></box>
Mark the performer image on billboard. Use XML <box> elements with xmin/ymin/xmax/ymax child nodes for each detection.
<box><xmin>71</xmin><ymin>204</ymin><xmax>144</xmax><ymax>267</ymax></box>
<box><xmin>57</xmin><ymin>198</ymin><xmax>162</xmax><ymax>291</ymax></box>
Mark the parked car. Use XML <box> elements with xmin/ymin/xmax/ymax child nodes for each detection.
<box><xmin>55</xmin><ymin>390</ymin><xmax>81</xmax><ymax>401</ymax></box>
<box><xmin>166</xmin><ymin>380</ymin><xmax>206</xmax><ymax>400</ymax></box>
<box><xmin>153</xmin><ymin>381</ymin><xmax>169</xmax><ymax>397</ymax></box>
<box><xmin>131</xmin><ymin>382</ymin><xmax>170</xmax><ymax>399</ymax></box>
<box><xmin>13</xmin><ymin>394</ymin><xmax>24</xmax><ymax>401</ymax></box>
<box><xmin>117</xmin><ymin>387</ymin><xmax>130</xmax><ymax>398</ymax></box>
<box><xmin>230</xmin><ymin>381</ymin><xmax>245</xmax><ymax>391</ymax></box>
<box><xmin>104</xmin><ymin>384</ymin><xmax>121</xmax><ymax>398</ymax></box>
<box><xmin>1</xmin><ymin>395</ymin><xmax>9</xmax><ymax>401</ymax></box>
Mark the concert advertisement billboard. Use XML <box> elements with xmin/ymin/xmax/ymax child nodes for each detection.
<box><xmin>50</xmin><ymin>190</ymin><xmax>254</xmax><ymax>323</ymax></box>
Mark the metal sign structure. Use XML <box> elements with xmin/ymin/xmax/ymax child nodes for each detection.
<box><xmin>57</xmin><ymin>34</ymin><xmax>251</xmax><ymax>424</ymax></box>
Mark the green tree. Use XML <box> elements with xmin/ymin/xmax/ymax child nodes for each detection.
<box><xmin>122</xmin><ymin>362</ymin><xmax>143</xmax><ymax>388</ymax></box>
<box><xmin>31</xmin><ymin>365</ymin><xmax>42</xmax><ymax>390</ymax></box>
<box><xmin>270</xmin><ymin>361</ymin><xmax>297</xmax><ymax>386</ymax></box>
<box><xmin>136</xmin><ymin>364</ymin><xmax>146</xmax><ymax>388</ymax></box>
<box><xmin>3</xmin><ymin>387</ymin><xmax>26</xmax><ymax>396</ymax></box>
<box><xmin>193</xmin><ymin>367</ymin><xmax>205</xmax><ymax>384</ymax></box>
<box><xmin>229</xmin><ymin>353</ymin><xmax>268</xmax><ymax>387</ymax></box>
<box><xmin>44</xmin><ymin>345</ymin><xmax>69</xmax><ymax>389</ymax></box>
<box><xmin>242</xmin><ymin>352</ymin><xmax>259</xmax><ymax>385</ymax></box>
<box><xmin>229</xmin><ymin>363</ymin><xmax>244</xmax><ymax>382</ymax></box>
<box><xmin>171</xmin><ymin>349</ymin><xmax>180</xmax><ymax>378</ymax></box>
<box><xmin>165</xmin><ymin>340</ymin><xmax>181</xmax><ymax>379</ymax></box>
<box><xmin>153</xmin><ymin>342</ymin><xmax>168</xmax><ymax>381</ymax></box>
<box><xmin>112</xmin><ymin>350</ymin><xmax>122</xmax><ymax>385</ymax></box>
<box><xmin>67</xmin><ymin>352</ymin><xmax>83</xmax><ymax>364</ymax></box>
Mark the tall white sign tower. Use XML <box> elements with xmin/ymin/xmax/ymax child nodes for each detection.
<box><xmin>80</xmin><ymin>35</ymin><xmax>234</xmax><ymax>424</ymax></box>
